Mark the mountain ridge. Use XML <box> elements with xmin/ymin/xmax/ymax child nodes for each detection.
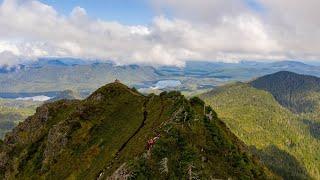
<box><xmin>0</xmin><ymin>82</ymin><xmax>274</xmax><ymax>179</ymax></box>
<box><xmin>250</xmin><ymin>71</ymin><xmax>320</xmax><ymax>113</ymax></box>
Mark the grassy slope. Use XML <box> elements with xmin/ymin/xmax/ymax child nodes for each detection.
<box><xmin>0</xmin><ymin>83</ymin><xmax>273</xmax><ymax>179</ymax></box>
<box><xmin>201</xmin><ymin>83</ymin><xmax>320</xmax><ymax>179</ymax></box>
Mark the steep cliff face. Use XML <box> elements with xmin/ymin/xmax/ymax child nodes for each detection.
<box><xmin>0</xmin><ymin>82</ymin><xmax>274</xmax><ymax>179</ymax></box>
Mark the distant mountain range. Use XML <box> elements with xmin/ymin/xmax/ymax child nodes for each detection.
<box><xmin>0</xmin><ymin>59</ymin><xmax>160</xmax><ymax>93</ymax></box>
<box><xmin>159</xmin><ymin>60</ymin><xmax>320</xmax><ymax>79</ymax></box>
<box><xmin>1</xmin><ymin>60</ymin><xmax>320</xmax><ymax>178</ymax></box>
<box><xmin>0</xmin><ymin>82</ymin><xmax>275</xmax><ymax>179</ymax></box>
<box><xmin>1</xmin><ymin>58</ymin><xmax>320</xmax><ymax>94</ymax></box>
<box><xmin>200</xmin><ymin>71</ymin><xmax>320</xmax><ymax>179</ymax></box>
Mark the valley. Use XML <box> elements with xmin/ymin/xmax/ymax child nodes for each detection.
<box><xmin>1</xmin><ymin>59</ymin><xmax>320</xmax><ymax>179</ymax></box>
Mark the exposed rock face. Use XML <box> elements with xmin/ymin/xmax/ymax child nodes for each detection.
<box><xmin>89</xmin><ymin>92</ymin><xmax>103</xmax><ymax>101</ymax></box>
<box><xmin>107</xmin><ymin>163</ymin><xmax>133</xmax><ymax>180</ymax></box>
<box><xmin>43</xmin><ymin>120</ymin><xmax>81</xmax><ymax>167</ymax></box>
<box><xmin>0</xmin><ymin>83</ymin><xmax>276</xmax><ymax>179</ymax></box>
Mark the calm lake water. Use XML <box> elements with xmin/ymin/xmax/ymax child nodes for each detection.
<box><xmin>154</xmin><ymin>80</ymin><xmax>182</xmax><ymax>89</ymax></box>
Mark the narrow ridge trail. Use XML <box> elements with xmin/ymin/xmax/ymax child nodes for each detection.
<box><xmin>114</xmin><ymin>99</ymin><xmax>149</xmax><ymax>157</ymax></box>
<box><xmin>97</xmin><ymin>98</ymin><xmax>150</xmax><ymax>179</ymax></box>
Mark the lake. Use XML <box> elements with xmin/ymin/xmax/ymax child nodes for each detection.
<box><xmin>153</xmin><ymin>80</ymin><xmax>182</xmax><ymax>89</ymax></box>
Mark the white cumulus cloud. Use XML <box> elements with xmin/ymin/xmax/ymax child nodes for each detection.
<box><xmin>0</xmin><ymin>0</ymin><xmax>319</xmax><ymax>66</ymax></box>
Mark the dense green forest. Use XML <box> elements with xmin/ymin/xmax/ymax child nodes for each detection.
<box><xmin>250</xmin><ymin>71</ymin><xmax>320</xmax><ymax>113</ymax></box>
<box><xmin>201</xmin><ymin>83</ymin><xmax>320</xmax><ymax>179</ymax></box>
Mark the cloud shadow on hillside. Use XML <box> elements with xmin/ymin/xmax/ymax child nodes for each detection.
<box><xmin>250</xmin><ymin>145</ymin><xmax>311</xmax><ymax>180</ymax></box>
<box><xmin>302</xmin><ymin>119</ymin><xmax>320</xmax><ymax>140</ymax></box>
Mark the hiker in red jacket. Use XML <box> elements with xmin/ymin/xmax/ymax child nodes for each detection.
<box><xmin>146</xmin><ymin>133</ymin><xmax>160</xmax><ymax>150</ymax></box>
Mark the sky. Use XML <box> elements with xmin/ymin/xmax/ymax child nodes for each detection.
<box><xmin>0</xmin><ymin>0</ymin><xmax>319</xmax><ymax>66</ymax></box>
<box><xmin>39</xmin><ymin>0</ymin><xmax>155</xmax><ymax>25</ymax></box>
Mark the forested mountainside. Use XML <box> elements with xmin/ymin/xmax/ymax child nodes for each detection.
<box><xmin>0</xmin><ymin>82</ymin><xmax>275</xmax><ymax>179</ymax></box>
<box><xmin>201</xmin><ymin>82</ymin><xmax>320</xmax><ymax>179</ymax></box>
<box><xmin>250</xmin><ymin>71</ymin><xmax>320</xmax><ymax>113</ymax></box>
